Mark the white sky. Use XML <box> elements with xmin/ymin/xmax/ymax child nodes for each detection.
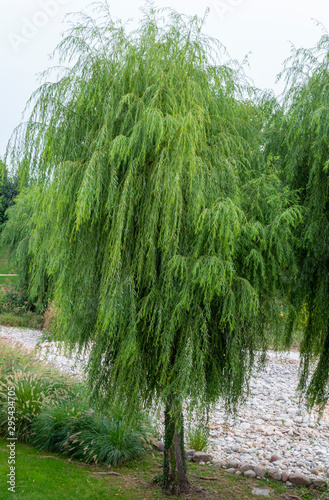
<box><xmin>0</xmin><ymin>0</ymin><xmax>328</xmax><ymax>158</ymax></box>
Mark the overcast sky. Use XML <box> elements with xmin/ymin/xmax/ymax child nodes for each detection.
<box><xmin>1</xmin><ymin>0</ymin><xmax>328</xmax><ymax>159</ymax></box>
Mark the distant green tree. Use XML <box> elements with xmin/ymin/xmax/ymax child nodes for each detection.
<box><xmin>5</xmin><ymin>4</ymin><xmax>298</xmax><ymax>494</ymax></box>
<box><xmin>265</xmin><ymin>29</ymin><xmax>329</xmax><ymax>410</ymax></box>
<box><xmin>1</xmin><ymin>186</ymin><xmax>51</xmax><ymax>311</ymax></box>
<box><xmin>0</xmin><ymin>161</ymin><xmax>19</xmax><ymax>226</ymax></box>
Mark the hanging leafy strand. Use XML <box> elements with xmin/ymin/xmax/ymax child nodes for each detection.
<box><xmin>4</xmin><ymin>3</ymin><xmax>298</xmax><ymax>417</ymax></box>
<box><xmin>265</xmin><ymin>28</ymin><xmax>329</xmax><ymax>410</ymax></box>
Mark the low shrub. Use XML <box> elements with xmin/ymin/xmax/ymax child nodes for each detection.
<box><xmin>0</xmin><ymin>281</ymin><xmax>32</xmax><ymax>314</ymax></box>
<box><xmin>0</xmin><ymin>280</ymin><xmax>46</xmax><ymax>330</ymax></box>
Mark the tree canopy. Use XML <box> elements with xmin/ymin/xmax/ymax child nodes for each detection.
<box><xmin>4</xmin><ymin>3</ymin><xmax>300</xmax><ymax>493</ymax></box>
<box><xmin>265</xmin><ymin>29</ymin><xmax>329</xmax><ymax>411</ymax></box>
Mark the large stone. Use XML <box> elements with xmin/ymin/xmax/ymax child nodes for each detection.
<box><xmin>225</xmin><ymin>468</ymin><xmax>236</xmax><ymax>474</ymax></box>
<box><xmin>185</xmin><ymin>449</ymin><xmax>195</xmax><ymax>457</ymax></box>
<box><xmin>240</xmin><ymin>463</ymin><xmax>254</xmax><ymax>473</ymax></box>
<box><xmin>312</xmin><ymin>479</ymin><xmax>326</xmax><ymax>488</ymax></box>
<box><xmin>269</xmin><ymin>454</ymin><xmax>281</xmax><ymax>463</ymax></box>
<box><xmin>251</xmin><ymin>488</ymin><xmax>271</xmax><ymax>497</ymax></box>
<box><xmin>244</xmin><ymin>470</ymin><xmax>256</xmax><ymax>478</ymax></box>
<box><xmin>192</xmin><ymin>451</ymin><xmax>213</xmax><ymax>463</ymax></box>
<box><xmin>281</xmin><ymin>471</ymin><xmax>289</xmax><ymax>483</ymax></box>
<box><xmin>267</xmin><ymin>468</ymin><xmax>282</xmax><ymax>481</ymax></box>
<box><xmin>228</xmin><ymin>460</ymin><xmax>239</xmax><ymax>469</ymax></box>
<box><xmin>254</xmin><ymin>466</ymin><xmax>265</xmax><ymax>478</ymax></box>
<box><xmin>213</xmin><ymin>460</ymin><xmax>225</xmax><ymax>468</ymax></box>
<box><xmin>288</xmin><ymin>473</ymin><xmax>311</xmax><ymax>487</ymax></box>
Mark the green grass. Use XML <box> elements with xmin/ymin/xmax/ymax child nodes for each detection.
<box><xmin>0</xmin><ymin>438</ymin><xmax>328</xmax><ymax>499</ymax></box>
<box><xmin>0</xmin><ymin>438</ymin><xmax>145</xmax><ymax>499</ymax></box>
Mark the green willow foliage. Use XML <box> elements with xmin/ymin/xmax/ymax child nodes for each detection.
<box><xmin>266</xmin><ymin>29</ymin><xmax>329</xmax><ymax>410</ymax></box>
<box><xmin>5</xmin><ymin>4</ymin><xmax>298</xmax><ymax>418</ymax></box>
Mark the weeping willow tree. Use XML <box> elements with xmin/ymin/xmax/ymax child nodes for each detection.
<box><xmin>4</xmin><ymin>3</ymin><xmax>299</xmax><ymax>494</ymax></box>
<box><xmin>265</xmin><ymin>28</ymin><xmax>329</xmax><ymax>412</ymax></box>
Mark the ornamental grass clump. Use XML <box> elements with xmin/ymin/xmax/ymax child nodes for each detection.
<box><xmin>62</xmin><ymin>412</ymin><xmax>150</xmax><ymax>466</ymax></box>
<box><xmin>0</xmin><ymin>368</ymin><xmax>74</xmax><ymax>441</ymax></box>
<box><xmin>29</xmin><ymin>399</ymin><xmax>90</xmax><ymax>452</ymax></box>
<box><xmin>30</xmin><ymin>400</ymin><xmax>151</xmax><ymax>465</ymax></box>
<box><xmin>186</xmin><ymin>422</ymin><xmax>210</xmax><ymax>452</ymax></box>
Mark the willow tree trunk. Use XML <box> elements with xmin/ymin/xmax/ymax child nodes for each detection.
<box><xmin>163</xmin><ymin>395</ymin><xmax>190</xmax><ymax>495</ymax></box>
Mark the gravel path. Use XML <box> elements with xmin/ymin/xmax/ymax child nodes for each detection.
<box><xmin>0</xmin><ymin>325</ymin><xmax>89</xmax><ymax>376</ymax></box>
<box><xmin>1</xmin><ymin>325</ymin><xmax>329</xmax><ymax>483</ymax></box>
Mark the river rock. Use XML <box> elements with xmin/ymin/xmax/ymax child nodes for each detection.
<box><xmin>254</xmin><ymin>465</ymin><xmax>265</xmax><ymax>478</ymax></box>
<box><xmin>244</xmin><ymin>470</ymin><xmax>256</xmax><ymax>478</ymax></box>
<box><xmin>251</xmin><ymin>488</ymin><xmax>270</xmax><ymax>497</ymax></box>
<box><xmin>185</xmin><ymin>449</ymin><xmax>195</xmax><ymax>457</ymax></box>
<box><xmin>288</xmin><ymin>473</ymin><xmax>311</xmax><ymax>487</ymax></box>
<box><xmin>192</xmin><ymin>452</ymin><xmax>213</xmax><ymax>463</ymax></box>
<box><xmin>312</xmin><ymin>478</ymin><xmax>326</xmax><ymax>487</ymax></box>
<box><xmin>213</xmin><ymin>460</ymin><xmax>226</xmax><ymax>468</ymax></box>
<box><xmin>281</xmin><ymin>471</ymin><xmax>289</xmax><ymax>482</ymax></box>
<box><xmin>240</xmin><ymin>463</ymin><xmax>254</xmax><ymax>473</ymax></box>
<box><xmin>267</xmin><ymin>468</ymin><xmax>282</xmax><ymax>481</ymax></box>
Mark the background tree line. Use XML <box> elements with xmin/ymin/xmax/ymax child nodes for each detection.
<box><xmin>0</xmin><ymin>160</ymin><xmax>19</xmax><ymax>227</ymax></box>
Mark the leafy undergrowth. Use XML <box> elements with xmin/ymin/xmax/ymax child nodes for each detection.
<box><xmin>0</xmin><ymin>438</ymin><xmax>328</xmax><ymax>500</ymax></box>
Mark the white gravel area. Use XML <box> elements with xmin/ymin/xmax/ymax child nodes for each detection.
<box><xmin>0</xmin><ymin>325</ymin><xmax>89</xmax><ymax>376</ymax></box>
<box><xmin>1</xmin><ymin>325</ymin><xmax>329</xmax><ymax>484</ymax></box>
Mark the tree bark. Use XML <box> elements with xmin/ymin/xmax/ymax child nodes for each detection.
<box><xmin>163</xmin><ymin>395</ymin><xmax>190</xmax><ymax>495</ymax></box>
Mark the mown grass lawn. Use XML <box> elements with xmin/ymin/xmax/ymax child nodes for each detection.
<box><xmin>0</xmin><ymin>437</ymin><xmax>328</xmax><ymax>500</ymax></box>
